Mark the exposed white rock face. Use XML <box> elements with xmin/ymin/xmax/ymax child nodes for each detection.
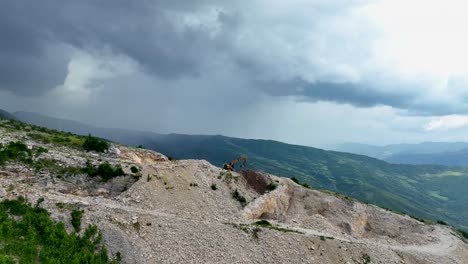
<box><xmin>243</xmin><ymin>178</ymin><xmax>294</xmax><ymax>220</ymax></box>
<box><xmin>1</xmin><ymin>125</ymin><xmax>468</xmax><ymax>264</ymax></box>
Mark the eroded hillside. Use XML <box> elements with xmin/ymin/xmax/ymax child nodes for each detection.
<box><xmin>1</xmin><ymin>119</ymin><xmax>468</xmax><ymax>264</ymax></box>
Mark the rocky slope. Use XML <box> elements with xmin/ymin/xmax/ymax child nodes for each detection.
<box><xmin>8</xmin><ymin>110</ymin><xmax>468</xmax><ymax>229</ymax></box>
<box><xmin>1</xmin><ymin>120</ymin><xmax>468</xmax><ymax>263</ymax></box>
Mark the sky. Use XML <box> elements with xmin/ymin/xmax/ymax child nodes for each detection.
<box><xmin>2</xmin><ymin>0</ymin><xmax>468</xmax><ymax>147</ymax></box>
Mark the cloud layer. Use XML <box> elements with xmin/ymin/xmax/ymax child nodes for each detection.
<box><xmin>2</xmin><ymin>1</ymin><xmax>468</xmax><ymax>111</ymax></box>
<box><xmin>2</xmin><ymin>0</ymin><xmax>468</xmax><ymax>145</ymax></box>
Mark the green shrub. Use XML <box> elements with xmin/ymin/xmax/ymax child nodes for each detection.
<box><xmin>35</xmin><ymin>197</ymin><xmax>45</xmax><ymax>207</ymax></box>
<box><xmin>253</xmin><ymin>220</ymin><xmax>272</xmax><ymax>227</ymax></box>
<box><xmin>1</xmin><ymin>198</ymin><xmax>27</xmax><ymax>215</ymax></box>
<box><xmin>437</xmin><ymin>220</ymin><xmax>448</xmax><ymax>225</ymax></box>
<box><xmin>130</xmin><ymin>166</ymin><xmax>139</xmax><ymax>173</ymax></box>
<box><xmin>34</xmin><ymin>146</ymin><xmax>48</xmax><ymax>157</ymax></box>
<box><xmin>267</xmin><ymin>182</ymin><xmax>278</xmax><ymax>191</ymax></box>
<box><xmin>211</xmin><ymin>183</ymin><xmax>217</xmax><ymax>190</ymax></box>
<box><xmin>361</xmin><ymin>254</ymin><xmax>371</xmax><ymax>264</ymax></box>
<box><xmin>83</xmin><ymin>134</ymin><xmax>109</xmax><ymax>153</ymax></box>
<box><xmin>232</xmin><ymin>189</ymin><xmax>247</xmax><ymax>206</ymax></box>
<box><xmin>0</xmin><ymin>141</ymin><xmax>33</xmax><ymax>165</ymax></box>
<box><xmin>0</xmin><ymin>199</ymin><xmax>119</xmax><ymax>263</ymax></box>
<box><xmin>84</xmin><ymin>162</ymin><xmax>125</xmax><ymax>182</ymax></box>
<box><xmin>291</xmin><ymin>177</ymin><xmax>299</xmax><ymax>184</ymax></box>
<box><xmin>300</xmin><ymin>183</ymin><xmax>311</xmax><ymax>189</ymax></box>
<box><xmin>0</xmin><ymin>254</ymin><xmax>15</xmax><ymax>264</ymax></box>
<box><xmin>71</xmin><ymin>209</ymin><xmax>84</xmax><ymax>232</ymax></box>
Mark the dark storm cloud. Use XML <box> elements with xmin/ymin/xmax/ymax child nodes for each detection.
<box><xmin>0</xmin><ymin>2</ymin><xmax>70</xmax><ymax>95</ymax></box>
<box><xmin>0</xmin><ymin>0</ymin><xmax>234</xmax><ymax>95</ymax></box>
<box><xmin>257</xmin><ymin>78</ymin><xmax>417</xmax><ymax>108</ymax></box>
<box><xmin>0</xmin><ymin>0</ymin><xmax>466</xmax><ymax>118</ymax></box>
<box><xmin>51</xmin><ymin>0</ymin><xmax>232</xmax><ymax>78</ymax></box>
<box><xmin>258</xmin><ymin>77</ymin><xmax>468</xmax><ymax>116</ymax></box>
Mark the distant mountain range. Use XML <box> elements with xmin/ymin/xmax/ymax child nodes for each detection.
<box><xmin>335</xmin><ymin>142</ymin><xmax>468</xmax><ymax>166</ymax></box>
<box><xmin>0</xmin><ymin>109</ymin><xmax>15</xmax><ymax>120</ymax></box>
<box><xmin>385</xmin><ymin>148</ymin><xmax>468</xmax><ymax>166</ymax></box>
<box><xmin>2</xmin><ymin>109</ymin><xmax>468</xmax><ymax>229</ymax></box>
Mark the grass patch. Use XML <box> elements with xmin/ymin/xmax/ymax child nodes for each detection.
<box><xmin>71</xmin><ymin>209</ymin><xmax>84</xmax><ymax>232</ymax></box>
<box><xmin>28</xmin><ymin>132</ymin><xmax>86</xmax><ymax>149</ymax></box>
<box><xmin>232</xmin><ymin>189</ymin><xmax>247</xmax><ymax>206</ymax></box>
<box><xmin>0</xmin><ymin>198</ymin><xmax>119</xmax><ymax>263</ymax></box>
<box><xmin>34</xmin><ymin>158</ymin><xmax>83</xmax><ymax>177</ymax></box>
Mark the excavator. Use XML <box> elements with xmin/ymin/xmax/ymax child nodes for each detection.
<box><xmin>223</xmin><ymin>155</ymin><xmax>247</xmax><ymax>171</ymax></box>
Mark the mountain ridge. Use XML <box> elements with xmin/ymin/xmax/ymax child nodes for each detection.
<box><xmin>386</xmin><ymin>147</ymin><xmax>468</xmax><ymax>166</ymax></box>
<box><xmin>336</xmin><ymin>141</ymin><xmax>468</xmax><ymax>166</ymax></box>
<box><xmin>3</xmin><ymin>109</ymin><xmax>468</xmax><ymax>229</ymax></box>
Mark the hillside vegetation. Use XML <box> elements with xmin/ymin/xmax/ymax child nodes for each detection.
<box><xmin>0</xmin><ymin>198</ymin><xmax>118</xmax><ymax>263</ymax></box>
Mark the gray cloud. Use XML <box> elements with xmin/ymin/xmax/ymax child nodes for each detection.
<box><xmin>0</xmin><ymin>0</ymin><xmax>236</xmax><ymax>95</ymax></box>
<box><xmin>256</xmin><ymin>78</ymin><xmax>418</xmax><ymax>109</ymax></box>
<box><xmin>0</xmin><ymin>3</ymin><xmax>70</xmax><ymax>95</ymax></box>
<box><xmin>0</xmin><ymin>0</ymin><xmax>467</xmax><ymax>119</ymax></box>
